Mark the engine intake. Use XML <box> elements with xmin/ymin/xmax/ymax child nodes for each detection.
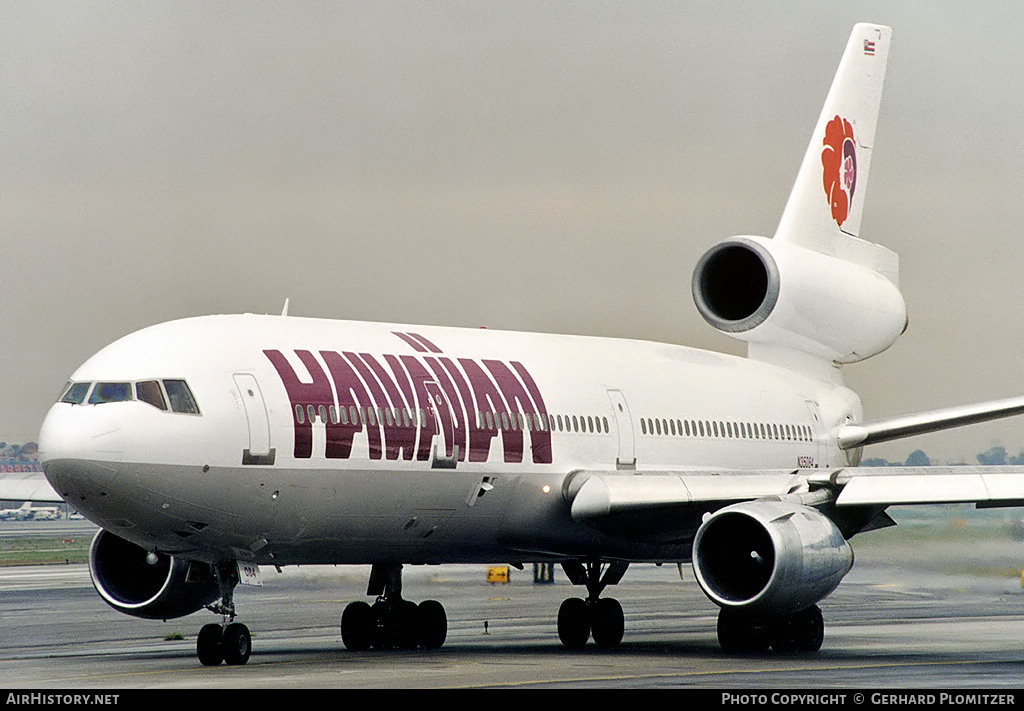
<box><xmin>692</xmin><ymin>236</ymin><xmax>907</xmax><ymax>363</ymax></box>
<box><xmin>89</xmin><ymin>529</ymin><xmax>220</xmax><ymax>620</ymax></box>
<box><xmin>692</xmin><ymin>500</ymin><xmax>853</xmax><ymax>614</ymax></box>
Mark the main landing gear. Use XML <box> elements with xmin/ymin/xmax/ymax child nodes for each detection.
<box><xmin>716</xmin><ymin>604</ymin><xmax>824</xmax><ymax>654</ymax></box>
<box><xmin>340</xmin><ymin>563</ymin><xmax>448</xmax><ymax>651</ymax></box>
<box><xmin>556</xmin><ymin>561</ymin><xmax>629</xmax><ymax>649</ymax></box>
<box><xmin>196</xmin><ymin>562</ymin><xmax>252</xmax><ymax>666</ymax></box>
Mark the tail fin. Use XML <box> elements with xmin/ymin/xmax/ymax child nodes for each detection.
<box><xmin>773</xmin><ymin>24</ymin><xmax>897</xmax><ymax>285</ymax></box>
<box><xmin>692</xmin><ymin>24</ymin><xmax>907</xmax><ymax>379</ymax></box>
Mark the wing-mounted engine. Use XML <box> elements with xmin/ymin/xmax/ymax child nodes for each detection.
<box><xmin>89</xmin><ymin>529</ymin><xmax>220</xmax><ymax>620</ymax></box>
<box><xmin>691</xmin><ymin>499</ymin><xmax>853</xmax><ymax>614</ymax></box>
<box><xmin>692</xmin><ymin>236</ymin><xmax>907</xmax><ymax>364</ymax></box>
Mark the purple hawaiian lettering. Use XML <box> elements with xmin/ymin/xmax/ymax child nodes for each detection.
<box><xmin>265</xmin><ymin>341</ymin><xmax>552</xmax><ymax>466</ymax></box>
<box><xmin>398</xmin><ymin>355</ymin><xmax>440</xmax><ymax>461</ymax></box>
<box><xmin>511</xmin><ymin>361</ymin><xmax>553</xmax><ymax>464</ymax></box>
<box><xmin>351</xmin><ymin>353</ymin><xmax>417</xmax><ymax>461</ymax></box>
<box><xmin>424</xmin><ymin>357</ymin><xmax>468</xmax><ymax>460</ymax></box>
<box><xmin>321</xmin><ymin>351</ymin><xmax>379</xmax><ymax>460</ymax></box>
<box><xmin>263</xmin><ymin>350</ymin><xmax>333</xmax><ymax>459</ymax></box>
<box><xmin>459</xmin><ymin>358</ymin><xmax>512</xmax><ymax>462</ymax></box>
<box><xmin>439</xmin><ymin>357</ymin><xmax>491</xmax><ymax>462</ymax></box>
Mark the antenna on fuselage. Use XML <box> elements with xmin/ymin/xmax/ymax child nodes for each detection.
<box><xmin>281</xmin><ymin>298</ymin><xmax>290</xmax><ymax>317</ymax></box>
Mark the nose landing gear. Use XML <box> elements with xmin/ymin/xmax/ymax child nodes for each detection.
<box><xmin>197</xmin><ymin>621</ymin><xmax>252</xmax><ymax>666</ymax></box>
<box><xmin>196</xmin><ymin>562</ymin><xmax>252</xmax><ymax>666</ymax></box>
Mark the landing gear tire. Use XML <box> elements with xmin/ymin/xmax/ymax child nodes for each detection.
<box><xmin>794</xmin><ymin>605</ymin><xmax>824</xmax><ymax>652</ymax></box>
<box><xmin>195</xmin><ymin>561</ymin><xmax>250</xmax><ymax>666</ymax></box>
<box><xmin>557</xmin><ymin>560</ymin><xmax>629</xmax><ymax>649</ymax></box>
<box><xmin>557</xmin><ymin>598</ymin><xmax>591</xmax><ymax>649</ymax></box>
<box><xmin>394</xmin><ymin>599</ymin><xmax>421</xmax><ymax>650</ymax></box>
<box><xmin>222</xmin><ymin>622</ymin><xmax>252</xmax><ymax>666</ymax></box>
<box><xmin>197</xmin><ymin>623</ymin><xmax>224</xmax><ymax>667</ymax></box>
<box><xmin>341</xmin><ymin>598</ymin><xmax>448</xmax><ymax>651</ymax></box>
<box><xmin>717</xmin><ymin>605</ymin><xmax>823</xmax><ymax>655</ymax></box>
<box><xmin>417</xmin><ymin>599</ymin><xmax>447</xmax><ymax>650</ymax></box>
<box><xmin>717</xmin><ymin>609</ymin><xmax>770</xmax><ymax>654</ymax></box>
<box><xmin>341</xmin><ymin>601</ymin><xmax>374</xmax><ymax>651</ymax></box>
<box><xmin>591</xmin><ymin>598</ymin><xmax>625</xmax><ymax>648</ymax></box>
<box><xmin>771</xmin><ymin>605</ymin><xmax>824</xmax><ymax>653</ymax></box>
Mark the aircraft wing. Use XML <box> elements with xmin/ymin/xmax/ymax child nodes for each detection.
<box><xmin>568</xmin><ymin>466</ymin><xmax>1024</xmax><ymax>524</ymax></box>
<box><xmin>824</xmin><ymin>466</ymin><xmax>1024</xmax><ymax>507</ymax></box>
<box><xmin>0</xmin><ymin>472</ymin><xmax>63</xmax><ymax>504</ymax></box>
<box><xmin>835</xmin><ymin>396</ymin><xmax>1024</xmax><ymax>449</ymax></box>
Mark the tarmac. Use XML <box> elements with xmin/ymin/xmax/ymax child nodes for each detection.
<box><xmin>1</xmin><ymin>516</ymin><xmax>1023</xmax><ymax>689</ymax></box>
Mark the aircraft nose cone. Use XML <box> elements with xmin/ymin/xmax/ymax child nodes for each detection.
<box><xmin>39</xmin><ymin>404</ymin><xmax>125</xmax><ymax>502</ymax></box>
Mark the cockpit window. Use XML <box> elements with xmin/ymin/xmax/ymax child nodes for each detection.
<box><xmin>135</xmin><ymin>380</ymin><xmax>167</xmax><ymax>410</ymax></box>
<box><xmin>56</xmin><ymin>378</ymin><xmax>199</xmax><ymax>414</ymax></box>
<box><xmin>163</xmin><ymin>379</ymin><xmax>200</xmax><ymax>414</ymax></box>
<box><xmin>88</xmin><ymin>382</ymin><xmax>133</xmax><ymax>404</ymax></box>
<box><xmin>60</xmin><ymin>382</ymin><xmax>91</xmax><ymax>405</ymax></box>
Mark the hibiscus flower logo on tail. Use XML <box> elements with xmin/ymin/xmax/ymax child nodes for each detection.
<box><xmin>821</xmin><ymin>115</ymin><xmax>857</xmax><ymax>227</ymax></box>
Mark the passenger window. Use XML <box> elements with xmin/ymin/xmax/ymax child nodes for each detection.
<box><xmin>60</xmin><ymin>382</ymin><xmax>91</xmax><ymax>405</ymax></box>
<box><xmin>89</xmin><ymin>382</ymin><xmax>133</xmax><ymax>404</ymax></box>
<box><xmin>163</xmin><ymin>380</ymin><xmax>200</xmax><ymax>414</ymax></box>
<box><xmin>135</xmin><ymin>381</ymin><xmax>167</xmax><ymax>410</ymax></box>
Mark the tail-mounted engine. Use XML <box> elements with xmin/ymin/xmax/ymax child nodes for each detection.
<box><xmin>691</xmin><ymin>500</ymin><xmax>853</xmax><ymax>614</ymax></box>
<box><xmin>89</xmin><ymin>529</ymin><xmax>220</xmax><ymax>620</ymax></box>
<box><xmin>692</xmin><ymin>236</ymin><xmax>907</xmax><ymax>363</ymax></box>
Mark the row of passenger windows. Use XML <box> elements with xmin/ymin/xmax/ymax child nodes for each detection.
<box><xmin>294</xmin><ymin>403</ymin><xmax>811</xmax><ymax>443</ymax></box>
<box><xmin>641</xmin><ymin>417</ymin><xmax>814</xmax><ymax>442</ymax></box>
<box><xmin>295</xmin><ymin>404</ymin><xmax>611</xmax><ymax>435</ymax></box>
<box><xmin>59</xmin><ymin>380</ymin><xmax>200</xmax><ymax>414</ymax></box>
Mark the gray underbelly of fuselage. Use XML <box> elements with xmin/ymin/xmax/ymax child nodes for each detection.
<box><xmin>44</xmin><ymin>458</ymin><xmax>698</xmax><ymax>565</ymax></box>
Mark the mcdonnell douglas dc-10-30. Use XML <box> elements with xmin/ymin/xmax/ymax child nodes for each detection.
<box><xmin>10</xmin><ymin>24</ymin><xmax>1024</xmax><ymax>666</ymax></box>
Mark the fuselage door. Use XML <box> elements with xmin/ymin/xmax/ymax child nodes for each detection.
<box><xmin>805</xmin><ymin>399</ymin><xmax>826</xmax><ymax>468</ymax></box>
<box><xmin>425</xmin><ymin>381</ymin><xmax>457</xmax><ymax>467</ymax></box>
<box><xmin>607</xmin><ymin>389</ymin><xmax>636</xmax><ymax>470</ymax></box>
<box><xmin>235</xmin><ymin>373</ymin><xmax>275</xmax><ymax>465</ymax></box>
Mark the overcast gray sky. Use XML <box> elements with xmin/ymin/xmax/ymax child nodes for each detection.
<box><xmin>3</xmin><ymin>1</ymin><xmax>1024</xmax><ymax>464</ymax></box>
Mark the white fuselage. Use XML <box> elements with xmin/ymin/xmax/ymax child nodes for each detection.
<box><xmin>39</xmin><ymin>314</ymin><xmax>863</xmax><ymax>566</ymax></box>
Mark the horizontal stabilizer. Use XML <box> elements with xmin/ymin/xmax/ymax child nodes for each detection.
<box><xmin>836</xmin><ymin>395</ymin><xmax>1024</xmax><ymax>449</ymax></box>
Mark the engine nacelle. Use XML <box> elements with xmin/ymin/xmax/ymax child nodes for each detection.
<box><xmin>692</xmin><ymin>236</ymin><xmax>907</xmax><ymax>363</ymax></box>
<box><xmin>89</xmin><ymin>529</ymin><xmax>220</xmax><ymax>620</ymax></box>
<box><xmin>691</xmin><ymin>500</ymin><xmax>853</xmax><ymax>615</ymax></box>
